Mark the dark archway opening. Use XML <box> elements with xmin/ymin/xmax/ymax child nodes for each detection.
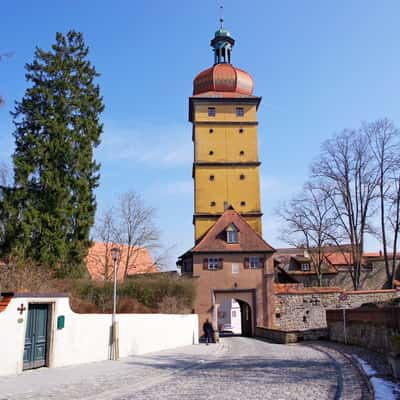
<box><xmin>237</xmin><ymin>299</ymin><xmax>252</xmax><ymax>337</ymax></box>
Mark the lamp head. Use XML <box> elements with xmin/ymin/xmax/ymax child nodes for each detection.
<box><xmin>111</xmin><ymin>247</ymin><xmax>120</xmax><ymax>262</ymax></box>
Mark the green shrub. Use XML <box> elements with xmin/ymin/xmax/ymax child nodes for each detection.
<box><xmin>71</xmin><ymin>274</ymin><xmax>196</xmax><ymax>314</ymax></box>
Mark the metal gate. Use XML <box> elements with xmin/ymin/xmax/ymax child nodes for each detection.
<box><xmin>23</xmin><ymin>304</ymin><xmax>49</xmax><ymax>370</ymax></box>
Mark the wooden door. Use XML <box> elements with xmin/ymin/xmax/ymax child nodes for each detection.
<box><xmin>23</xmin><ymin>304</ymin><xmax>49</xmax><ymax>370</ymax></box>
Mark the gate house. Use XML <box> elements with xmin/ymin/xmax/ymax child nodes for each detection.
<box><xmin>177</xmin><ymin>23</ymin><xmax>276</xmax><ymax>335</ymax></box>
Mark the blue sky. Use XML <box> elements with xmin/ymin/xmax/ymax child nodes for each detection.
<box><xmin>1</xmin><ymin>1</ymin><xmax>400</xmax><ymax>266</ymax></box>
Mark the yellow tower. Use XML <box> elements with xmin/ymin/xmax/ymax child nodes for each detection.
<box><xmin>190</xmin><ymin>23</ymin><xmax>263</xmax><ymax>242</ymax></box>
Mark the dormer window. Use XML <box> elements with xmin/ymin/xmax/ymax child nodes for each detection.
<box><xmin>226</xmin><ymin>224</ymin><xmax>238</xmax><ymax>243</ymax></box>
<box><xmin>301</xmin><ymin>263</ymin><xmax>310</xmax><ymax>272</ymax></box>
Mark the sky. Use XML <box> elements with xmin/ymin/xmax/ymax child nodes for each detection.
<box><xmin>1</xmin><ymin>1</ymin><xmax>400</xmax><ymax>267</ymax></box>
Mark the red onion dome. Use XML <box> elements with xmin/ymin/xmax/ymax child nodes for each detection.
<box><xmin>193</xmin><ymin>63</ymin><xmax>254</xmax><ymax>96</ymax></box>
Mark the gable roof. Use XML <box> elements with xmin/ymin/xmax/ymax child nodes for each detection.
<box><xmin>86</xmin><ymin>242</ymin><xmax>157</xmax><ymax>281</ymax></box>
<box><xmin>192</xmin><ymin>208</ymin><xmax>274</xmax><ymax>253</ymax></box>
<box><xmin>274</xmin><ymin>249</ymin><xmax>338</xmax><ymax>275</ymax></box>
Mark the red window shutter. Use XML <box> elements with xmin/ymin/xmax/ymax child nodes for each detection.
<box><xmin>218</xmin><ymin>258</ymin><xmax>223</xmax><ymax>269</ymax></box>
<box><xmin>203</xmin><ymin>258</ymin><xmax>208</xmax><ymax>270</ymax></box>
<box><xmin>244</xmin><ymin>257</ymin><xmax>249</xmax><ymax>269</ymax></box>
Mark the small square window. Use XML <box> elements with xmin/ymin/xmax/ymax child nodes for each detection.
<box><xmin>208</xmin><ymin>257</ymin><xmax>219</xmax><ymax>270</ymax></box>
<box><xmin>236</xmin><ymin>107</ymin><xmax>244</xmax><ymax>117</ymax></box>
<box><xmin>210</xmin><ymin>201</ymin><xmax>216</xmax><ymax>207</ymax></box>
<box><xmin>301</xmin><ymin>263</ymin><xmax>310</xmax><ymax>271</ymax></box>
<box><xmin>209</xmin><ymin>150</ymin><xmax>214</xmax><ymax>155</ymax></box>
<box><xmin>240</xmin><ymin>150</ymin><xmax>244</xmax><ymax>156</ymax></box>
<box><xmin>209</xmin><ymin>128</ymin><xmax>214</xmax><ymax>133</ymax></box>
<box><xmin>240</xmin><ymin>174</ymin><xmax>245</xmax><ymax>180</ymax></box>
<box><xmin>239</xmin><ymin>128</ymin><xmax>244</xmax><ymax>133</ymax></box>
<box><xmin>209</xmin><ymin>175</ymin><xmax>215</xmax><ymax>181</ymax></box>
<box><xmin>208</xmin><ymin>107</ymin><xmax>216</xmax><ymax>117</ymax></box>
<box><xmin>240</xmin><ymin>201</ymin><xmax>246</xmax><ymax>206</ymax></box>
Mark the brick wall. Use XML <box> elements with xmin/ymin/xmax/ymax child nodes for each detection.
<box><xmin>274</xmin><ymin>284</ymin><xmax>400</xmax><ymax>331</ymax></box>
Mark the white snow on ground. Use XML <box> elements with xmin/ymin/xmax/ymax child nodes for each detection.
<box><xmin>353</xmin><ymin>355</ymin><xmax>400</xmax><ymax>400</ymax></box>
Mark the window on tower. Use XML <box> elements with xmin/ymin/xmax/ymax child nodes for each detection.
<box><xmin>209</xmin><ymin>175</ymin><xmax>215</xmax><ymax>181</ymax></box>
<box><xmin>240</xmin><ymin>150</ymin><xmax>245</xmax><ymax>156</ymax></box>
<box><xmin>240</xmin><ymin>174</ymin><xmax>245</xmax><ymax>180</ymax></box>
<box><xmin>236</xmin><ymin>107</ymin><xmax>244</xmax><ymax>117</ymax></box>
<box><xmin>208</xmin><ymin>107</ymin><xmax>216</xmax><ymax>117</ymax></box>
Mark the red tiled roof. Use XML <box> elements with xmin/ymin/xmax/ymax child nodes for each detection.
<box><xmin>274</xmin><ymin>251</ymin><xmax>338</xmax><ymax>275</ymax></box>
<box><xmin>192</xmin><ymin>208</ymin><xmax>274</xmax><ymax>253</ymax></box>
<box><xmin>0</xmin><ymin>294</ymin><xmax>12</xmax><ymax>313</ymax></box>
<box><xmin>326</xmin><ymin>252</ymin><xmax>353</xmax><ymax>266</ymax></box>
<box><xmin>274</xmin><ymin>283</ymin><xmax>342</xmax><ymax>294</ymax></box>
<box><xmin>85</xmin><ymin>242</ymin><xmax>156</xmax><ymax>281</ymax></box>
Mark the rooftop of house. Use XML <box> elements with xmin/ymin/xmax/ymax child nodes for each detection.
<box><xmin>185</xmin><ymin>207</ymin><xmax>274</xmax><ymax>255</ymax></box>
<box><xmin>86</xmin><ymin>242</ymin><xmax>157</xmax><ymax>281</ymax></box>
<box><xmin>274</xmin><ymin>245</ymin><xmax>400</xmax><ymax>276</ymax></box>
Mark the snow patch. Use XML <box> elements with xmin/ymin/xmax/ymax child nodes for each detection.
<box><xmin>353</xmin><ymin>354</ymin><xmax>400</xmax><ymax>400</ymax></box>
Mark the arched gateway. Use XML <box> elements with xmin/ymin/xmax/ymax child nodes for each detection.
<box><xmin>177</xmin><ymin>22</ymin><xmax>276</xmax><ymax>337</ymax></box>
<box><xmin>215</xmin><ymin>293</ymin><xmax>253</xmax><ymax>337</ymax></box>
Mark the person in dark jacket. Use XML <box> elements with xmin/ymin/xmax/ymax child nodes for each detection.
<box><xmin>203</xmin><ymin>319</ymin><xmax>213</xmax><ymax>344</ymax></box>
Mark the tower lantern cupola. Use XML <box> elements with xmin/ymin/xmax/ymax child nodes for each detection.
<box><xmin>211</xmin><ymin>18</ymin><xmax>235</xmax><ymax>65</ymax></box>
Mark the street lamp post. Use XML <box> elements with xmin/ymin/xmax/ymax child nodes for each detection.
<box><xmin>111</xmin><ymin>247</ymin><xmax>120</xmax><ymax>360</ymax></box>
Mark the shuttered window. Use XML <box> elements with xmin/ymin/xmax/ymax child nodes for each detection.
<box><xmin>203</xmin><ymin>257</ymin><xmax>223</xmax><ymax>270</ymax></box>
<box><xmin>244</xmin><ymin>257</ymin><xmax>264</xmax><ymax>269</ymax></box>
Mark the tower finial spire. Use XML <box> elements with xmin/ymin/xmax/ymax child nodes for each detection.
<box><xmin>211</xmin><ymin>6</ymin><xmax>234</xmax><ymax>65</ymax></box>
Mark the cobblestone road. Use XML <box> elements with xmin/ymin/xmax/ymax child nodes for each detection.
<box><xmin>0</xmin><ymin>337</ymin><xmax>369</xmax><ymax>400</ymax></box>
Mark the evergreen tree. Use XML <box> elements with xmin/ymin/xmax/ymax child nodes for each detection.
<box><xmin>1</xmin><ymin>31</ymin><xmax>104</xmax><ymax>275</ymax></box>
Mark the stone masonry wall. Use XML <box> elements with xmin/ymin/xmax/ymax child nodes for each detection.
<box><xmin>274</xmin><ymin>284</ymin><xmax>400</xmax><ymax>331</ymax></box>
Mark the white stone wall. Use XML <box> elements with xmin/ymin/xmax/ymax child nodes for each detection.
<box><xmin>0</xmin><ymin>295</ymin><xmax>199</xmax><ymax>376</ymax></box>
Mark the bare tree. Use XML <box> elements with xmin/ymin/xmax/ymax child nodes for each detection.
<box><xmin>0</xmin><ymin>162</ymin><xmax>10</xmax><ymax>247</ymax></box>
<box><xmin>93</xmin><ymin>191</ymin><xmax>162</xmax><ymax>280</ymax></box>
<box><xmin>0</xmin><ymin>162</ymin><xmax>8</xmax><ymax>186</ymax></box>
<box><xmin>92</xmin><ymin>208</ymin><xmax>119</xmax><ymax>280</ymax></box>
<box><xmin>115</xmin><ymin>191</ymin><xmax>160</xmax><ymax>279</ymax></box>
<box><xmin>278</xmin><ymin>182</ymin><xmax>337</xmax><ymax>286</ymax></box>
<box><xmin>311</xmin><ymin>128</ymin><xmax>378</xmax><ymax>290</ymax></box>
<box><xmin>0</xmin><ymin>52</ymin><xmax>14</xmax><ymax>106</ymax></box>
<box><xmin>387</xmin><ymin>157</ymin><xmax>400</xmax><ymax>287</ymax></box>
<box><xmin>365</xmin><ymin>118</ymin><xmax>400</xmax><ymax>287</ymax></box>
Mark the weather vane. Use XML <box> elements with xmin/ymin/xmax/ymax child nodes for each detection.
<box><xmin>219</xmin><ymin>3</ymin><xmax>224</xmax><ymax>29</ymax></box>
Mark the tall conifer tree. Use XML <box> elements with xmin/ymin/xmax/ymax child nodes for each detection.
<box><xmin>1</xmin><ymin>31</ymin><xmax>104</xmax><ymax>275</ymax></box>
